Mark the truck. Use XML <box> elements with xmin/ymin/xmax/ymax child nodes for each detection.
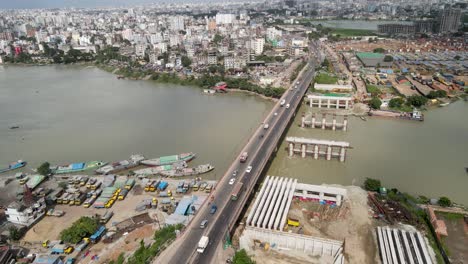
<box><xmin>210</xmin><ymin>204</ymin><xmax>217</xmax><ymax>214</ymax></box>
<box><xmin>263</xmin><ymin>123</ymin><xmax>269</xmax><ymax>129</ymax></box>
<box><xmin>287</xmin><ymin>218</ymin><xmax>300</xmax><ymax>227</ymax></box>
<box><xmin>197</xmin><ymin>236</ymin><xmax>209</xmax><ymax>253</ymax></box>
<box><xmin>76</xmin><ymin>238</ymin><xmax>90</xmax><ymax>252</ymax></box>
<box><xmin>80</xmin><ymin>177</ymin><xmax>88</xmax><ymax>186</ymax></box>
<box><xmin>240</xmin><ymin>152</ymin><xmax>248</xmax><ymax>163</ymax></box>
<box><xmin>46</xmin><ymin>209</ymin><xmax>65</xmax><ymax>217</ymax></box>
<box><xmin>158</xmin><ymin>181</ymin><xmax>168</xmax><ymax>191</ymax></box>
<box><xmin>50</xmin><ymin>244</ymin><xmax>74</xmax><ymax>254</ymax></box>
<box><xmin>83</xmin><ymin>197</ymin><xmax>96</xmax><ymax>208</ymax></box>
<box><xmin>159</xmin><ymin>191</ymin><xmax>169</xmax><ymax>197</ymax></box>
<box><xmin>90</xmin><ymin>226</ymin><xmax>106</xmax><ymax>243</ymax></box>
<box><xmin>118</xmin><ymin>189</ymin><xmax>128</xmax><ymax>200</ymax></box>
<box><xmin>231</xmin><ymin>182</ymin><xmax>244</xmax><ymax>201</ymax></box>
<box><xmin>86</xmin><ymin>178</ymin><xmax>97</xmax><ymax>188</ymax></box>
<box><xmin>124</xmin><ymin>179</ymin><xmax>135</xmax><ymax>190</ymax></box>
<box><xmin>42</xmin><ymin>240</ymin><xmax>62</xmax><ymax>248</ymax></box>
<box><xmin>144</xmin><ymin>181</ymin><xmax>154</xmax><ymax>192</ymax></box>
<box><xmin>100</xmin><ymin>211</ymin><xmax>114</xmax><ymax>224</ymax></box>
<box><xmin>90</xmin><ymin>181</ymin><xmax>101</xmax><ymax>190</ymax></box>
<box><xmin>74</xmin><ymin>193</ymin><xmax>87</xmax><ymax>205</ymax></box>
<box><xmin>280</xmin><ymin>99</ymin><xmax>286</xmax><ymax>106</ymax></box>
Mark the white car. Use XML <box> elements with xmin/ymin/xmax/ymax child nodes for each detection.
<box><xmin>246</xmin><ymin>166</ymin><xmax>253</xmax><ymax>173</ymax></box>
<box><xmin>229</xmin><ymin>178</ymin><xmax>235</xmax><ymax>185</ymax></box>
<box><xmin>274</xmin><ymin>112</ymin><xmax>278</xmax><ymax>116</ymax></box>
<box><xmin>285</xmin><ymin>104</ymin><xmax>290</xmax><ymax>109</ymax></box>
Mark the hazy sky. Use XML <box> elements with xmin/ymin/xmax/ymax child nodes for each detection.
<box><xmin>0</xmin><ymin>0</ymin><xmax>172</xmax><ymax>9</ymax></box>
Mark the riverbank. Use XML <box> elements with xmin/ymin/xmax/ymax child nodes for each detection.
<box><xmin>97</xmin><ymin>63</ymin><xmax>287</xmax><ymax>99</ymax></box>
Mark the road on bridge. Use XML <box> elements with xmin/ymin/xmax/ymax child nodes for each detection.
<box><xmin>157</xmin><ymin>58</ymin><xmax>317</xmax><ymax>264</ymax></box>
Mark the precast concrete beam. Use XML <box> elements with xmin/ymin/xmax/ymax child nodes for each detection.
<box><xmin>246</xmin><ymin>175</ymin><xmax>271</xmax><ymax>226</ymax></box>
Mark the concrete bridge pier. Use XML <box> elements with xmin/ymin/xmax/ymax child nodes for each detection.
<box><xmin>301</xmin><ymin>144</ymin><xmax>306</xmax><ymax>158</ymax></box>
<box><xmin>301</xmin><ymin>113</ymin><xmax>305</xmax><ymax>128</ymax></box>
<box><xmin>339</xmin><ymin>147</ymin><xmax>346</xmax><ymax>162</ymax></box>
<box><xmin>314</xmin><ymin>145</ymin><xmax>319</xmax><ymax>159</ymax></box>
<box><xmin>311</xmin><ymin>114</ymin><xmax>316</xmax><ymax>128</ymax></box>
<box><xmin>332</xmin><ymin>114</ymin><xmax>337</xmax><ymax>131</ymax></box>
<box><xmin>326</xmin><ymin>145</ymin><xmax>332</xmax><ymax>160</ymax></box>
<box><xmin>289</xmin><ymin>143</ymin><xmax>294</xmax><ymax>157</ymax></box>
<box><xmin>343</xmin><ymin>116</ymin><xmax>348</xmax><ymax>132</ymax></box>
<box><xmin>321</xmin><ymin>114</ymin><xmax>326</xmax><ymax>130</ymax></box>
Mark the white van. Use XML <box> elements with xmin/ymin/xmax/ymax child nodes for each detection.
<box><xmin>286</xmin><ymin>104</ymin><xmax>290</xmax><ymax>109</ymax></box>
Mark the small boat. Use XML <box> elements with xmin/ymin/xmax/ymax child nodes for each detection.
<box><xmin>134</xmin><ymin>162</ymin><xmax>187</xmax><ymax>176</ymax></box>
<box><xmin>53</xmin><ymin>161</ymin><xmax>106</xmax><ymax>174</ymax></box>
<box><xmin>203</xmin><ymin>89</ymin><xmax>216</xmax><ymax>94</ymax></box>
<box><xmin>0</xmin><ymin>160</ymin><xmax>27</xmax><ymax>174</ymax></box>
<box><xmin>465</xmin><ymin>167</ymin><xmax>468</xmax><ymax>173</ymax></box>
<box><xmin>439</xmin><ymin>102</ymin><xmax>450</xmax><ymax>107</ymax></box>
<box><xmin>399</xmin><ymin>109</ymin><xmax>424</xmax><ymax>121</ymax></box>
<box><xmin>360</xmin><ymin>116</ymin><xmax>367</xmax><ymax>121</ymax></box>
<box><xmin>9</xmin><ymin>125</ymin><xmax>20</xmax><ymax>129</ymax></box>
<box><xmin>96</xmin><ymin>154</ymin><xmax>145</xmax><ymax>174</ymax></box>
<box><xmin>160</xmin><ymin>164</ymin><xmax>214</xmax><ymax>177</ymax></box>
<box><xmin>141</xmin><ymin>153</ymin><xmax>196</xmax><ymax>166</ymax></box>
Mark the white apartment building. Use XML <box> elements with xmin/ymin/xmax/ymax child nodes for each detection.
<box><xmin>266</xmin><ymin>27</ymin><xmax>282</xmax><ymax>41</ymax></box>
<box><xmin>252</xmin><ymin>38</ymin><xmax>265</xmax><ymax>55</ymax></box>
<box><xmin>6</xmin><ymin>198</ymin><xmax>46</xmax><ymax>227</ymax></box>
<box><xmin>216</xmin><ymin>13</ymin><xmax>235</xmax><ymax>25</ymax></box>
<box><xmin>170</xmin><ymin>16</ymin><xmax>185</xmax><ymax>32</ymax></box>
<box><xmin>135</xmin><ymin>44</ymin><xmax>147</xmax><ymax>57</ymax></box>
<box><xmin>122</xmin><ymin>28</ymin><xmax>133</xmax><ymax>41</ymax></box>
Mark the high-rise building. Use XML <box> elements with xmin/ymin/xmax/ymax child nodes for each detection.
<box><xmin>438</xmin><ymin>8</ymin><xmax>462</xmax><ymax>33</ymax></box>
<box><xmin>170</xmin><ymin>16</ymin><xmax>185</xmax><ymax>32</ymax></box>
<box><xmin>215</xmin><ymin>14</ymin><xmax>235</xmax><ymax>25</ymax></box>
<box><xmin>252</xmin><ymin>38</ymin><xmax>265</xmax><ymax>55</ymax></box>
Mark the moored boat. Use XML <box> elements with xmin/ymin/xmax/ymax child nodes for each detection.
<box><xmin>134</xmin><ymin>162</ymin><xmax>187</xmax><ymax>176</ymax></box>
<box><xmin>141</xmin><ymin>153</ymin><xmax>196</xmax><ymax>166</ymax></box>
<box><xmin>0</xmin><ymin>160</ymin><xmax>27</xmax><ymax>174</ymax></box>
<box><xmin>160</xmin><ymin>164</ymin><xmax>214</xmax><ymax>177</ymax></box>
<box><xmin>96</xmin><ymin>154</ymin><xmax>145</xmax><ymax>174</ymax></box>
<box><xmin>53</xmin><ymin>161</ymin><xmax>106</xmax><ymax>174</ymax></box>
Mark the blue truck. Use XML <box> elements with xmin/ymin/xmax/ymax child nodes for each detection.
<box><xmin>158</xmin><ymin>181</ymin><xmax>168</xmax><ymax>191</ymax></box>
<box><xmin>90</xmin><ymin>226</ymin><xmax>106</xmax><ymax>243</ymax></box>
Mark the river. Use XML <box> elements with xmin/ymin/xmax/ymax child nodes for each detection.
<box><xmin>1</xmin><ymin>65</ymin><xmax>467</xmax><ymax>206</ymax></box>
<box><xmin>267</xmin><ymin>102</ymin><xmax>468</xmax><ymax>206</ymax></box>
<box><xmin>0</xmin><ymin>65</ymin><xmax>274</xmax><ymax>179</ymax></box>
<box><xmin>309</xmin><ymin>20</ymin><xmax>413</xmax><ymax>30</ymax></box>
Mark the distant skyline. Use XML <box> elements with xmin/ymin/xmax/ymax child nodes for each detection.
<box><xmin>0</xmin><ymin>0</ymin><xmax>191</xmax><ymax>9</ymax></box>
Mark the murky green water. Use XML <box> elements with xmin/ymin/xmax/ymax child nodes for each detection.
<box><xmin>0</xmin><ymin>65</ymin><xmax>274</xmax><ymax>180</ymax></box>
<box><xmin>267</xmin><ymin>101</ymin><xmax>468</xmax><ymax>206</ymax></box>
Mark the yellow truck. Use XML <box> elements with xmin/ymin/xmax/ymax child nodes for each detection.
<box><xmin>287</xmin><ymin>218</ymin><xmax>300</xmax><ymax>227</ymax></box>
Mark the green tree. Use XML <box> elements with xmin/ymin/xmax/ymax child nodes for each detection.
<box><xmin>181</xmin><ymin>56</ymin><xmax>192</xmax><ymax>68</ymax></box>
<box><xmin>373</xmin><ymin>47</ymin><xmax>385</xmax><ymax>53</ymax></box>
<box><xmin>213</xmin><ymin>34</ymin><xmax>223</xmax><ymax>44</ymax></box>
<box><xmin>369</xmin><ymin>97</ymin><xmax>382</xmax><ymax>109</ymax></box>
<box><xmin>454</xmin><ymin>55</ymin><xmax>461</xmax><ymax>60</ymax></box>
<box><xmin>407</xmin><ymin>95</ymin><xmax>428</xmax><ymax>107</ymax></box>
<box><xmin>233</xmin><ymin>249</ymin><xmax>256</xmax><ymax>264</ymax></box>
<box><xmin>363</xmin><ymin>178</ymin><xmax>381</xmax><ymax>191</ymax></box>
<box><xmin>37</xmin><ymin>162</ymin><xmax>51</xmax><ymax>176</ymax></box>
<box><xmin>60</xmin><ymin>216</ymin><xmax>99</xmax><ymax>243</ymax></box>
<box><xmin>9</xmin><ymin>226</ymin><xmax>23</xmax><ymax>241</ymax></box>
<box><xmin>383</xmin><ymin>55</ymin><xmax>393</xmax><ymax>62</ymax></box>
<box><xmin>427</xmin><ymin>90</ymin><xmax>447</xmax><ymax>99</ymax></box>
<box><xmin>389</xmin><ymin>97</ymin><xmax>405</xmax><ymax>108</ymax></box>
<box><xmin>438</xmin><ymin>197</ymin><xmax>452</xmax><ymax>207</ymax></box>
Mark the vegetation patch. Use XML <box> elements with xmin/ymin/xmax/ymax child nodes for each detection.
<box><xmin>60</xmin><ymin>216</ymin><xmax>99</xmax><ymax>244</ymax></box>
<box><xmin>331</xmin><ymin>28</ymin><xmax>376</xmax><ymax>37</ymax></box>
<box><xmin>314</xmin><ymin>73</ymin><xmax>338</xmax><ymax>84</ymax></box>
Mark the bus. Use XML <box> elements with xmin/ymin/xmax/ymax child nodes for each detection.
<box><xmin>231</xmin><ymin>182</ymin><xmax>244</xmax><ymax>201</ymax></box>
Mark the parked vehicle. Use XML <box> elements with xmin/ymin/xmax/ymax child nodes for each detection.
<box><xmin>76</xmin><ymin>238</ymin><xmax>90</xmax><ymax>252</ymax></box>
<box><xmin>90</xmin><ymin>226</ymin><xmax>106</xmax><ymax>243</ymax></box>
<box><xmin>245</xmin><ymin>166</ymin><xmax>252</xmax><ymax>173</ymax></box>
<box><xmin>100</xmin><ymin>211</ymin><xmax>114</xmax><ymax>224</ymax></box>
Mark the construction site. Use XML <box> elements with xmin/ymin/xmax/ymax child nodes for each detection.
<box><xmin>237</xmin><ymin>176</ymin><xmax>380</xmax><ymax>264</ymax></box>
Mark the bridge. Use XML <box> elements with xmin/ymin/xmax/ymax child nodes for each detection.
<box><xmin>156</xmin><ymin>58</ymin><xmax>317</xmax><ymax>264</ymax></box>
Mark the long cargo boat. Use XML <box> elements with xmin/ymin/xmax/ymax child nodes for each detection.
<box><xmin>0</xmin><ymin>160</ymin><xmax>27</xmax><ymax>174</ymax></box>
<box><xmin>52</xmin><ymin>161</ymin><xmax>106</xmax><ymax>174</ymax></box>
<box><xmin>141</xmin><ymin>153</ymin><xmax>196</xmax><ymax>166</ymax></box>
<box><xmin>134</xmin><ymin>162</ymin><xmax>187</xmax><ymax>176</ymax></box>
<box><xmin>160</xmin><ymin>164</ymin><xmax>214</xmax><ymax>177</ymax></box>
<box><xmin>96</xmin><ymin>154</ymin><xmax>145</xmax><ymax>174</ymax></box>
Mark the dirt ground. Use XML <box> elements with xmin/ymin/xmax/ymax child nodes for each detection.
<box><xmin>285</xmin><ymin>185</ymin><xmax>378</xmax><ymax>264</ymax></box>
<box><xmin>252</xmin><ymin>248</ymin><xmax>335</xmax><ymax>264</ymax></box>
